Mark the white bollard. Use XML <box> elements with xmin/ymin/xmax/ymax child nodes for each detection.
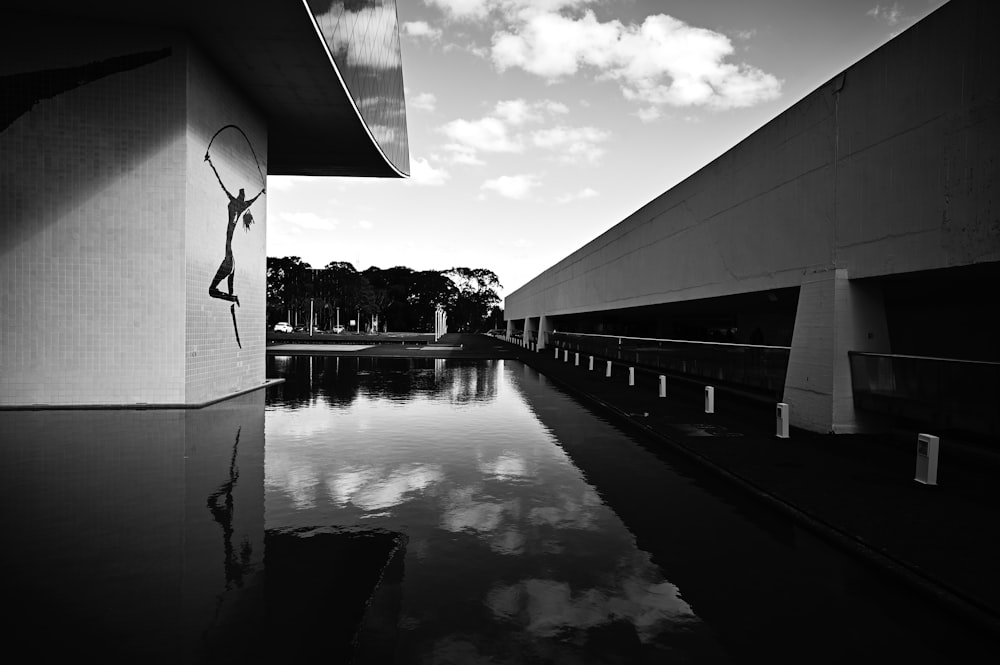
<box><xmin>776</xmin><ymin>403</ymin><xmax>789</xmax><ymax>438</ymax></box>
<box><xmin>659</xmin><ymin>375</ymin><xmax>666</xmax><ymax>398</ymax></box>
<box><xmin>704</xmin><ymin>386</ymin><xmax>715</xmax><ymax>413</ymax></box>
<box><xmin>606</xmin><ymin>361</ymin><xmax>612</xmax><ymax>378</ymax></box>
<box><xmin>628</xmin><ymin>367</ymin><xmax>635</xmax><ymax>386</ymax></box>
<box><xmin>554</xmin><ymin>348</ymin><xmax>559</xmax><ymax>359</ymax></box>
<box><xmin>563</xmin><ymin>350</ymin><xmax>569</xmax><ymax>362</ymax></box>
<box><xmin>915</xmin><ymin>433</ymin><xmax>940</xmax><ymax>485</ymax></box>
<box><xmin>574</xmin><ymin>352</ymin><xmax>580</xmax><ymax>366</ymax></box>
<box><xmin>588</xmin><ymin>356</ymin><xmax>594</xmax><ymax>371</ymax></box>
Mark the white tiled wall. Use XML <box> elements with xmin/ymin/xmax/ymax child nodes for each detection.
<box><xmin>1</xmin><ymin>22</ymin><xmax>266</xmax><ymax>406</ymax></box>
<box><xmin>0</xmin><ymin>25</ymin><xmax>187</xmax><ymax>405</ymax></box>
<box><xmin>183</xmin><ymin>45</ymin><xmax>267</xmax><ymax>405</ymax></box>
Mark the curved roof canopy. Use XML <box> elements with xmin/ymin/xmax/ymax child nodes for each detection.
<box><xmin>7</xmin><ymin>0</ymin><xmax>410</xmax><ymax>177</ymax></box>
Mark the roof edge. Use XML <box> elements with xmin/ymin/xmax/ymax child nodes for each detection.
<box><xmin>299</xmin><ymin>0</ymin><xmax>408</xmax><ymax>179</ymax></box>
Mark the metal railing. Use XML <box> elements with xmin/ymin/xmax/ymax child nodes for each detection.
<box><xmin>849</xmin><ymin>352</ymin><xmax>1000</xmax><ymax>436</ymax></box>
<box><xmin>547</xmin><ymin>331</ymin><xmax>790</xmax><ymax>397</ymax></box>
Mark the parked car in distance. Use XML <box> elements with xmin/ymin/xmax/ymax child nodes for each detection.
<box><xmin>331</xmin><ymin>325</ymin><xmax>346</xmax><ymax>334</ymax></box>
<box><xmin>273</xmin><ymin>322</ymin><xmax>293</xmax><ymax>333</ymax></box>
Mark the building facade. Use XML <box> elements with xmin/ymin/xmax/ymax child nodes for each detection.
<box><xmin>504</xmin><ymin>0</ymin><xmax>999</xmax><ymax>434</ymax></box>
<box><xmin>1</xmin><ymin>1</ymin><xmax>408</xmax><ymax>406</ymax></box>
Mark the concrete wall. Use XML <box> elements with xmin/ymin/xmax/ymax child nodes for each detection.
<box><xmin>0</xmin><ymin>18</ymin><xmax>267</xmax><ymax>406</ymax></box>
<box><xmin>506</xmin><ymin>0</ymin><xmax>999</xmax><ymax>322</ymax></box>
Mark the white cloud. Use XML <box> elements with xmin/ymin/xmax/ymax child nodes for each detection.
<box><xmin>357</xmin><ymin>220</ymin><xmax>374</xmax><ymax>230</ymax></box>
<box><xmin>555</xmin><ymin>187</ymin><xmax>598</xmax><ymax>204</ymax></box>
<box><xmin>491</xmin><ymin>11</ymin><xmax>781</xmax><ymax>111</ymax></box>
<box><xmin>634</xmin><ymin>107</ymin><xmax>661</xmax><ymax>123</ymax></box>
<box><xmin>275</xmin><ymin>211</ymin><xmax>338</xmax><ymax>231</ymax></box>
<box><xmin>267</xmin><ymin>175</ymin><xmax>312</xmax><ymax>192</ymax></box>
<box><xmin>444</xmin><ymin>143</ymin><xmax>487</xmax><ymax>165</ymax></box>
<box><xmin>403</xmin><ymin>20</ymin><xmax>443</xmax><ymax>40</ymax></box>
<box><xmin>867</xmin><ymin>3</ymin><xmax>905</xmax><ymax>27</ymax></box>
<box><xmin>481</xmin><ymin>174</ymin><xmax>539</xmax><ymax>200</ymax></box>
<box><xmin>438</xmin><ymin>99</ymin><xmax>579</xmax><ymax>163</ymax></box>
<box><xmin>428</xmin><ymin>0</ymin><xmax>595</xmax><ymax>21</ymax></box>
<box><xmin>406</xmin><ymin>157</ymin><xmax>451</xmax><ymax>186</ymax></box>
<box><xmin>440</xmin><ymin>116</ymin><xmax>523</xmax><ymax>153</ymax></box>
<box><xmin>411</xmin><ymin>92</ymin><xmax>437</xmax><ymax>112</ymax></box>
<box><xmin>530</xmin><ymin>125</ymin><xmax>609</xmax><ymax>164</ymax></box>
<box><xmin>494</xmin><ymin>99</ymin><xmax>537</xmax><ymax>125</ymax></box>
<box><xmin>427</xmin><ymin>0</ymin><xmax>490</xmax><ymax>20</ymax></box>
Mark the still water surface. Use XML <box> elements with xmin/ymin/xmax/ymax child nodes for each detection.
<box><xmin>264</xmin><ymin>356</ymin><xmax>984</xmax><ymax>663</ymax></box>
<box><xmin>0</xmin><ymin>356</ymin><xmax>986</xmax><ymax>663</ymax></box>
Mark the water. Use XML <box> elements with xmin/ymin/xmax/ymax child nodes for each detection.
<box><xmin>0</xmin><ymin>356</ymin><xmax>988</xmax><ymax>663</ymax></box>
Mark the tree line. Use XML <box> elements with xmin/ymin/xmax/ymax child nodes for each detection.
<box><xmin>267</xmin><ymin>256</ymin><xmax>504</xmax><ymax>333</ymax></box>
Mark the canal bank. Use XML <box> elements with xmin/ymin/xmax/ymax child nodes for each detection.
<box><xmin>463</xmin><ymin>333</ymin><xmax>1000</xmax><ymax>639</ymax></box>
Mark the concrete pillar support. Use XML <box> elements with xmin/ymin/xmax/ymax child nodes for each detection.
<box><xmin>783</xmin><ymin>269</ymin><xmax>891</xmax><ymax>433</ymax></box>
<box><xmin>537</xmin><ymin>315</ymin><xmax>551</xmax><ymax>350</ymax></box>
<box><xmin>524</xmin><ymin>317</ymin><xmax>538</xmax><ymax>349</ymax></box>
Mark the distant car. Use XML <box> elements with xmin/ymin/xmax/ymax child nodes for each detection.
<box><xmin>273</xmin><ymin>322</ymin><xmax>292</xmax><ymax>333</ymax></box>
<box><xmin>331</xmin><ymin>325</ymin><xmax>345</xmax><ymax>334</ymax></box>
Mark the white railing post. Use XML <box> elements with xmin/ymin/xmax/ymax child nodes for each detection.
<box><xmin>659</xmin><ymin>375</ymin><xmax>666</xmax><ymax>398</ymax></box>
<box><xmin>776</xmin><ymin>403</ymin><xmax>789</xmax><ymax>438</ymax></box>
<box><xmin>704</xmin><ymin>386</ymin><xmax>715</xmax><ymax>413</ymax></box>
<box><xmin>574</xmin><ymin>352</ymin><xmax>580</xmax><ymax>366</ymax></box>
<box><xmin>915</xmin><ymin>433</ymin><xmax>940</xmax><ymax>485</ymax></box>
<box><xmin>588</xmin><ymin>355</ymin><xmax>594</xmax><ymax>371</ymax></box>
<box><xmin>628</xmin><ymin>367</ymin><xmax>635</xmax><ymax>386</ymax></box>
<box><xmin>605</xmin><ymin>361</ymin><xmax>612</xmax><ymax>378</ymax></box>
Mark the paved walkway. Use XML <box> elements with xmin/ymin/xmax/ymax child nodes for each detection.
<box><xmin>477</xmin><ymin>334</ymin><xmax>1000</xmax><ymax>639</ymax></box>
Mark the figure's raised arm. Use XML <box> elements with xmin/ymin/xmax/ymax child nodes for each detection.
<box><xmin>248</xmin><ymin>187</ymin><xmax>266</xmax><ymax>205</ymax></box>
<box><xmin>205</xmin><ymin>154</ymin><xmax>233</xmax><ymax>198</ymax></box>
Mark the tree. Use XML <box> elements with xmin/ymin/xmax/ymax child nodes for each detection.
<box><xmin>266</xmin><ymin>256</ymin><xmax>312</xmax><ymax>326</ymax></box>
<box><xmin>445</xmin><ymin>267</ymin><xmax>502</xmax><ymax>332</ymax></box>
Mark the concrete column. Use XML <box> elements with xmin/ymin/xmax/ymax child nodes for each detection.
<box><xmin>783</xmin><ymin>269</ymin><xmax>890</xmax><ymax>433</ymax></box>
<box><xmin>537</xmin><ymin>314</ymin><xmax>551</xmax><ymax>350</ymax></box>
<box><xmin>524</xmin><ymin>317</ymin><xmax>538</xmax><ymax>349</ymax></box>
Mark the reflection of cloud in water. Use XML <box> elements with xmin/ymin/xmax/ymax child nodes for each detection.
<box><xmin>440</xmin><ymin>485</ymin><xmax>529</xmax><ymax>555</ymax></box>
<box><xmin>527</xmin><ymin>486</ymin><xmax>602</xmax><ymax>530</ymax></box>
<box><xmin>490</xmin><ymin>529</ymin><xmax>526</xmax><ymax>556</ymax></box>
<box><xmin>268</xmin><ymin>464</ymin><xmax>321</xmax><ymax>510</ymax></box>
<box><xmin>440</xmin><ymin>486</ymin><xmax>506</xmax><ymax>534</ymax></box>
<box><xmin>478</xmin><ymin>451</ymin><xmax>529</xmax><ymax>481</ymax></box>
<box><xmin>328</xmin><ymin>463</ymin><xmax>443</xmax><ymax>512</ymax></box>
<box><xmin>487</xmin><ymin>566</ymin><xmax>698</xmax><ymax>645</ymax></box>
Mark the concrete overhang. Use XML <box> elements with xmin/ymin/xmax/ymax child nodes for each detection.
<box><xmin>6</xmin><ymin>0</ymin><xmax>409</xmax><ymax>177</ymax></box>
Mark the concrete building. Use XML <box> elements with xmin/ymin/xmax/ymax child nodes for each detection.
<box><xmin>504</xmin><ymin>0</ymin><xmax>999</xmax><ymax>434</ymax></box>
<box><xmin>1</xmin><ymin>1</ymin><xmax>409</xmax><ymax>407</ymax></box>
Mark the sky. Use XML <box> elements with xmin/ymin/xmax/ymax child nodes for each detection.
<box><xmin>267</xmin><ymin>0</ymin><xmax>947</xmax><ymax>301</ymax></box>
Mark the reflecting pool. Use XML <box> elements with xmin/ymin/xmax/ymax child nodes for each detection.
<box><xmin>264</xmin><ymin>356</ymin><xmax>986</xmax><ymax>663</ymax></box>
<box><xmin>0</xmin><ymin>356</ymin><xmax>988</xmax><ymax>663</ymax></box>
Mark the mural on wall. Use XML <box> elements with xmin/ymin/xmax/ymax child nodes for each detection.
<box><xmin>205</xmin><ymin>125</ymin><xmax>266</xmax><ymax>348</ymax></box>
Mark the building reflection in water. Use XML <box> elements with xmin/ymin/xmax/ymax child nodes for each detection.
<box><xmin>0</xmin><ymin>391</ymin><xmax>265</xmax><ymax>662</ymax></box>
